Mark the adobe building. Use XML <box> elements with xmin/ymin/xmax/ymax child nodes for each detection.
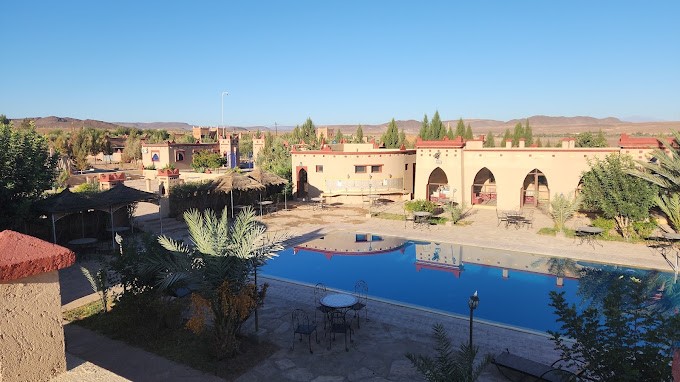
<box><xmin>0</xmin><ymin>230</ymin><xmax>76</xmax><ymax>382</ymax></box>
<box><xmin>292</xmin><ymin>133</ymin><xmax>672</xmax><ymax>210</ymax></box>
<box><xmin>141</xmin><ymin>134</ymin><xmax>240</xmax><ymax>170</ymax></box>
<box><xmin>291</xmin><ymin>142</ymin><xmax>417</xmax><ymax>203</ymax></box>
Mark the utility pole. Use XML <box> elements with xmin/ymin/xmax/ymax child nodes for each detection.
<box><xmin>275</xmin><ymin>122</ymin><xmax>278</xmax><ymax>137</ymax></box>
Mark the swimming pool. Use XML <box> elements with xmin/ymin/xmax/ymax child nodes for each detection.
<box><xmin>261</xmin><ymin>231</ymin><xmax>677</xmax><ymax>333</ymax></box>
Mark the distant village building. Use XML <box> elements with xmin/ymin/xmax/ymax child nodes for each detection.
<box><xmin>142</xmin><ymin>134</ymin><xmax>240</xmax><ymax>170</ymax></box>
<box><xmin>292</xmin><ymin>133</ymin><xmax>672</xmax><ymax>210</ymax></box>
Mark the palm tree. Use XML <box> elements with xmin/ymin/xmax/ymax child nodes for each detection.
<box><xmin>629</xmin><ymin>131</ymin><xmax>680</xmax><ymax>230</ymax></box>
<box><xmin>146</xmin><ymin>206</ymin><xmax>285</xmax><ymax>355</ymax></box>
<box><xmin>406</xmin><ymin>324</ymin><xmax>490</xmax><ymax>382</ymax></box>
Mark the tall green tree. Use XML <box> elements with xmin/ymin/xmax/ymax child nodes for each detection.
<box><xmin>523</xmin><ymin>119</ymin><xmax>533</xmax><ymax>146</ymax></box>
<box><xmin>239</xmin><ymin>134</ymin><xmax>253</xmax><ymax>158</ymax></box>
<box><xmin>483</xmin><ymin>132</ymin><xmax>495</xmax><ymax>148</ymax></box>
<box><xmin>0</xmin><ymin>114</ymin><xmax>9</xmax><ymax>125</ymax></box>
<box><xmin>430</xmin><ymin>111</ymin><xmax>444</xmax><ymax>140</ymax></box>
<box><xmin>71</xmin><ymin>128</ymin><xmax>93</xmax><ymax>171</ymax></box>
<box><xmin>354</xmin><ymin>125</ymin><xmax>364</xmax><ymax>143</ymax></box>
<box><xmin>511</xmin><ymin>122</ymin><xmax>524</xmax><ymax>147</ymax></box>
<box><xmin>581</xmin><ymin>154</ymin><xmax>656</xmax><ymax>238</ymax></box>
<box><xmin>419</xmin><ymin>114</ymin><xmax>430</xmax><ymax>140</ymax></box>
<box><xmin>454</xmin><ymin>118</ymin><xmax>465</xmax><ymax>138</ymax></box>
<box><xmin>0</xmin><ymin>122</ymin><xmax>58</xmax><ymax>230</ymax></box>
<box><xmin>549</xmin><ymin>273</ymin><xmax>680</xmax><ymax>382</ymax></box>
<box><xmin>501</xmin><ymin>129</ymin><xmax>511</xmax><ymax>145</ymax></box>
<box><xmin>334</xmin><ymin>129</ymin><xmax>343</xmax><ymax>143</ymax></box>
<box><xmin>398</xmin><ymin>129</ymin><xmax>406</xmax><ymax>147</ymax></box>
<box><xmin>576</xmin><ymin>131</ymin><xmax>608</xmax><ymax>148</ymax></box>
<box><xmin>299</xmin><ymin>118</ymin><xmax>318</xmax><ymax>148</ymax></box>
<box><xmin>382</xmin><ymin>118</ymin><xmax>400</xmax><ymax>148</ymax></box>
<box><xmin>256</xmin><ymin>134</ymin><xmax>292</xmax><ymax>185</ymax></box>
<box><xmin>122</xmin><ymin>130</ymin><xmax>142</xmax><ymax>163</ymax></box>
<box><xmin>535</xmin><ymin>136</ymin><xmax>543</xmax><ymax>147</ymax></box>
<box><xmin>464</xmin><ymin>124</ymin><xmax>473</xmax><ymax>140</ymax></box>
<box><xmin>446</xmin><ymin>125</ymin><xmax>454</xmax><ymax>140</ymax></box>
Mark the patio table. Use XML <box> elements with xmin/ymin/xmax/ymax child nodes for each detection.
<box><xmin>321</xmin><ymin>293</ymin><xmax>358</xmax><ymax>311</ymax></box>
<box><xmin>413</xmin><ymin>211</ymin><xmax>432</xmax><ymax>229</ymax></box>
<box><xmin>257</xmin><ymin>200</ymin><xmax>273</xmax><ymax>216</ymax></box>
<box><xmin>68</xmin><ymin>237</ymin><xmax>98</xmax><ymax>246</ymax></box>
<box><xmin>310</xmin><ymin>197</ymin><xmax>324</xmax><ymax>210</ymax></box>
<box><xmin>575</xmin><ymin>226</ymin><xmax>604</xmax><ymax>248</ymax></box>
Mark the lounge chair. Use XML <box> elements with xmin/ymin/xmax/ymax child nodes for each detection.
<box><xmin>493</xmin><ymin>350</ymin><xmax>583</xmax><ymax>382</ymax></box>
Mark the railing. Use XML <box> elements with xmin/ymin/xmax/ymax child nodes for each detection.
<box><xmin>324</xmin><ymin>178</ymin><xmax>404</xmax><ymax>194</ymax></box>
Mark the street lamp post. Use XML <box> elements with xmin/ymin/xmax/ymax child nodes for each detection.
<box><xmin>468</xmin><ymin>290</ymin><xmax>479</xmax><ymax>349</ymax></box>
<box><xmin>221</xmin><ymin>91</ymin><xmax>229</xmax><ymax>138</ymax></box>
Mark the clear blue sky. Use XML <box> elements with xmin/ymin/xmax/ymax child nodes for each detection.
<box><xmin>2</xmin><ymin>1</ymin><xmax>679</xmax><ymax>126</ymax></box>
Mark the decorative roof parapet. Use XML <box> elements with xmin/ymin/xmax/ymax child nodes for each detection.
<box><xmin>0</xmin><ymin>230</ymin><xmax>75</xmax><ymax>282</ymax></box>
<box><xmin>415</xmin><ymin>136</ymin><xmax>465</xmax><ymax>149</ymax></box>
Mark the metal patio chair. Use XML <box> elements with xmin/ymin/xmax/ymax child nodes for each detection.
<box><xmin>314</xmin><ymin>282</ymin><xmax>332</xmax><ymax>329</ymax></box>
<box><xmin>350</xmin><ymin>280</ymin><xmax>368</xmax><ymax>329</ymax></box>
<box><xmin>327</xmin><ymin>310</ymin><xmax>353</xmax><ymax>351</ymax></box>
<box><xmin>291</xmin><ymin>308</ymin><xmax>318</xmax><ymax>353</ymax></box>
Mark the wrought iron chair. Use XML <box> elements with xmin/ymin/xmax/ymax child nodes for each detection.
<box><xmin>521</xmin><ymin>208</ymin><xmax>535</xmax><ymax>229</ymax></box>
<box><xmin>404</xmin><ymin>203</ymin><xmax>415</xmax><ymax>228</ymax></box>
<box><xmin>314</xmin><ymin>283</ymin><xmax>332</xmax><ymax>329</ymax></box>
<box><xmin>496</xmin><ymin>208</ymin><xmax>509</xmax><ymax>226</ymax></box>
<box><xmin>327</xmin><ymin>310</ymin><xmax>353</xmax><ymax>351</ymax></box>
<box><xmin>350</xmin><ymin>280</ymin><xmax>368</xmax><ymax>329</ymax></box>
<box><xmin>291</xmin><ymin>308</ymin><xmax>318</xmax><ymax>353</ymax></box>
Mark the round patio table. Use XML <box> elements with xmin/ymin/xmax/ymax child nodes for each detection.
<box><xmin>257</xmin><ymin>200</ymin><xmax>273</xmax><ymax>215</ymax></box>
<box><xmin>321</xmin><ymin>293</ymin><xmax>358</xmax><ymax>310</ymax></box>
<box><xmin>68</xmin><ymin>237</ymin><xmax>98</xmax><ymax>246</ymax></box>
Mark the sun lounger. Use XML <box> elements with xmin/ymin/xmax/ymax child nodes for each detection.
<box><xmin>493</xmin><ymin>350</ymin><xmax>582</xmax><ymax>382</ymax></box>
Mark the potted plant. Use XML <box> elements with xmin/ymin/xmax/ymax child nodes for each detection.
<box><xmin>157</xmin><ymin>164</ymin><xmax>179</xmax><ymax>177</ymax></box>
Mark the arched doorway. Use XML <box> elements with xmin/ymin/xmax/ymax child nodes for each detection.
<box><xmin>471</xmin><ymin>167</ymin><xmax>497</xmax><ymax>205</ymax></box>
<box><xmin>426</xmin><ymin>167</ymin><xmax>451</xmax><ymax>203</ymax></box>
<box><xmin>521</xmin><ymin>169</ymin><xmax>549</xmax><ymax>207</ymax></box>
<box><xmin>297</xmin><ymin>168</ymin><xmax>308</xmax><ymax>198</ymax></box>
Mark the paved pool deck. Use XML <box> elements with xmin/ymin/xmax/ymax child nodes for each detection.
<box><xmin>54</xmin><ymin>201</ymin><xmax>675</xmax><ymax>381</ymax></box>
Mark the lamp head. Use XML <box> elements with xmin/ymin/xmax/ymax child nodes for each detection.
<box><xmin>468</xmin><ymin>290</ymin><xmax>479</xmax><ymax>310</ymax></box>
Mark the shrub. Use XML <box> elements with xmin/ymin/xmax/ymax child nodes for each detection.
<box><xmin>73</xmin><ymin>180</ymin><xmax>100</xmax><ymax>194</ymax></box>
<box><xmin>405</xmin><ymin>199</ymin><xmax>437</xmax><ymax>213</ymax></box>
<box><xmin>446</xmin><ymin>202</ymin><xmax>471</xmax><ymax>224</ymax></box>
<box><xmin>632</xmin><ymin>219</ymin><xmax>657</xmax><ymax>239</ymax></box>
<box><xmin>591</xmin><ymin>217</ymin><xmax>615</xmax><ymax>236</ymax></box>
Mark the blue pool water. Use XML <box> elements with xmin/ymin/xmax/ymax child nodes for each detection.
<box><xmin>261</xmin><ymin>231</ymin><xmax>676</xmax><ymax>333</ymax></box>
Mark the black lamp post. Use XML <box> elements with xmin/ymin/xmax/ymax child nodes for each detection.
<box><xmin>468</xmin><ymin>290</ymin><xmax>479</xmax><ymax>349</ymax></box>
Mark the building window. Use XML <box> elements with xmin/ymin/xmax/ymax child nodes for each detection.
<box><xmin>316</xmin><ymin>165</ymin><xmax>323</xmax><ymax>173</ymax></box>
<box><xmin>405</xmin><ymin>164</ymin><xmax>408</xmax><ymax>170</ymax></box>
<box><xmin>176</xmin><ymin>151</ymin><xmax>185</xmax><ymax>161</ymax></box>
<box><xmin>151</xmin><ymin>151</ymin><xmax>160</xmax><ymax>162</ymax></box>
<box><xmin>371</xmin><ymin>165</ymin><xmax>383</xmax><ymax>173</ymax></box>
<box><xmin>355</xmin><ymin>165</ymin><xmax>367</xmax><ymax>173</ymax></box>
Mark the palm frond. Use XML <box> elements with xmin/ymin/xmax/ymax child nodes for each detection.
<box><xmin>80</xmin><ymin>265</ymin><xmax>99</xmax><ymax>292</ymax></box>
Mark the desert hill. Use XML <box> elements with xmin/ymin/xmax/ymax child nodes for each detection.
<box><xmin>9</xmin><ymin>115</ymin><xmax>680</xmax><ymax>137</ymax></box>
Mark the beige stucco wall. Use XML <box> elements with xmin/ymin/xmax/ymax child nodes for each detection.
<box><xmin>0</xmin><ymin>271</ymin><xmax>66</xmax><ymax>382</ymax></box>
<box><xmin>414</xmin><ymin>145</ymin><xmax>619</xmax><ymax>209</ymax></box>
<box><xmin>461</xmin><ymin>148</ymin><xmax>617</xmax><ymax>209</ymax></box>
<box><xmin>291</xmin><ymin>147</ymin><xmax>416</xmax><ymax>202</ymax></box>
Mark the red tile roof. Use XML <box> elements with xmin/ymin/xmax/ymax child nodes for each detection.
<box><xmin>0</xmin><ymin>230</ymin><xmax>75</xmax><ymax>282</ymax></box>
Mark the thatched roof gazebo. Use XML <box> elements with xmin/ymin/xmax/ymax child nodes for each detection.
<box><xmin>212</xmin><ymin>171</ymin><xmax>265</xmax><ymax>217</ymax></box>
<box><xmin>247</xmin><ymin>168</ymin><xmax>289</xmax><ymax>187</ymax></box>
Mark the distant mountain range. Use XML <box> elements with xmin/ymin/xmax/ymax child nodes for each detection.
<box><xmin>13</xmin><ymin>115</ymin><xmax>680</xmax><ymax>136</ymax></box>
